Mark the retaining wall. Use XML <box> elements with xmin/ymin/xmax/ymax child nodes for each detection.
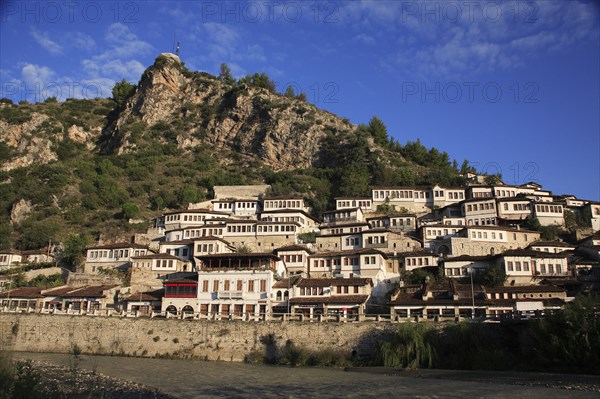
<box><xmin>0</xmin><ymin>314</ymin><xmax>392</xmax><ymax>362</ymax></box>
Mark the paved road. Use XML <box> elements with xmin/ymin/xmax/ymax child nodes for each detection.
<box><xmin>15</xmin><ymin>352</ymin><xmax>600</xmax><ymax>399</ymax></box>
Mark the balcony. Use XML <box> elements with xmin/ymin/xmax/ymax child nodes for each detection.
<box><xmin>217</xmin><ymin>291</ymin><xmax>244</xmax><ymax>299</ymax></box>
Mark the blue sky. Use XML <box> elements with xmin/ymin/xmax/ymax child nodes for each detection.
<box><xmin>1</xmin><ymin>0</ymin><xmax>599</xmax><ymax>200</ymax></box>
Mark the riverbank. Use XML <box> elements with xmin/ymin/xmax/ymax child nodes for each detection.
<box><xmin>13</xmin><ymin>352</ymin><xmax>600</xmax><ymax>398</ymax></box>
<box><xmin>345</xmin><ymin>367</ymin><xmax>600</xmax><ymax>393</ymax></box>
<box><xmin>3</xmin><ymin>356</ymin><xmax>176</xmax><ymax>399</ymax></box>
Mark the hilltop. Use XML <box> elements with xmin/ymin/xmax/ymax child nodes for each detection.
<box><xmin>0</xmin><ymin>53</ymin><xmax>467</xmax><ymax>249</ymax></box>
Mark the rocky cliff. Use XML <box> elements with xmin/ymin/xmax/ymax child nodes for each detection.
<box><xmin>101</xmin><ymin>53</ymin><xmax>353</xmax><ymax>170</ymax></box>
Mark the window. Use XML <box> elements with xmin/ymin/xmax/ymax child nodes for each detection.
<box><xmin>515</xmin><ymin>261</ymin><xmax>521</xmax><ymax>271</ymax></box>
<box><xmin>523</xmin><ymin>261</ymin><xmax>530</xmax><ymax>271</ymax></box>
<box><xmin>507</xmin><ymin>261</ymin><xmax>514</xmax><ymax>271</ymax></box>
<box><xmin>202</xmin><ymin>280</ymin><xmax>209</xmax><ymax>292</ymax></box>
<box><xmin>248</xmin><ymin>280</ymin><xmax>255</xmax><ymax>292</ymax></box>
<box><xmin>213</xmin><ymin>280</ymin><xmax>219</xmax><ymax>291</ymax></box>
<box><xmin>260</xmin><ymin>280</ymin><xmax>267</xmax><ymax>292</ymax></box>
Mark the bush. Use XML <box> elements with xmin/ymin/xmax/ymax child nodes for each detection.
<box><xmin>121</xmin><ymin>202</ymin><xmax>140</xmax><ymax>220</ymax></box>
<box><xmin>377</xmin><ymin>324</ymin><xmax>435</xmax><ymax>368</ymax></box>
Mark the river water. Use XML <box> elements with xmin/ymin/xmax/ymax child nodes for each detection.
<box><xmin>15</xmin><ymin>352</ymin><xmax>599</xmax><ymax>399</ymax></box>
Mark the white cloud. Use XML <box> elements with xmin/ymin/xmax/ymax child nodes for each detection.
<box><xmin>81</xmin><ymin>23</ymin><xmax>153</xmax><ymax>82</ymax></box>
<box><xmin>354</xmin><ymin>33</ymin><xmax>376</xmax><ymax>45</ymax></box>
<box><xmin>337</xmin><ymin>0</ymin><xmax>599</xmax><ymax>79</ymax></box>
<box><xmin>31</xmin><ymin>31</ymin><xmax>62</xmax><ymax>55</ymax></box>
<box><xmin>21</xmin><ymin>64</ymin><xmax>55</xmax><ymax>88</ymax></box>
<box><xmin>72</xmin><ymin>32</ymin><xmax>96</xmax><ymax>51</ymax></box>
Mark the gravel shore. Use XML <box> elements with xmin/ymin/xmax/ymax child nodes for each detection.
<box><xmin>19</xmin><ymin>359</ymin><xmax>178</xmax><ymax>399</ymax></box>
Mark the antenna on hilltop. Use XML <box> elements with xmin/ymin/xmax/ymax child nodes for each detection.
<box><xmin>172</xmin><ymin>34</ymin><xmax>180</xmax><ymax>57</ymax></box>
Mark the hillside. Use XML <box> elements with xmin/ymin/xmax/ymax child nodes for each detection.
<box><xmin>0</xmin><ymin>53</ymin><xmax>467</xmax><ymax>250</ymax></box>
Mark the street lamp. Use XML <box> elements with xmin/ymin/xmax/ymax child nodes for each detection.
<box><xmin>468</xmin><ymin>267</ymin><xmax>475</xmax><ymax>319</ymax></box>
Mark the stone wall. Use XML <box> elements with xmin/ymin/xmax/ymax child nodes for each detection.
<box><xmin>0</xmin><ymin>314</ymin><xmax>391</xmax><ymax>362</ymax></box>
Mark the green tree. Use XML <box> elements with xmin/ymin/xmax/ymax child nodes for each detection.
<box><xmin>16</xmin><ymin>220</ymin><xmax>62</xmax><ymax>250</ymax></box>
<box><xmin>0</xmin><ymin>223</ymin><xmax>13</xmax><ymax>250</ymax></box>
<box><xmin>368</xmin><ymin>116</ymin><xmax>389</xmax><ymax>146</ymax></box>
<box><xmin>484</xmin><ymin>174</ymin><xmax>503</xmax><ymax>185</ymax></box>
<box><xmin>61</xmin><ymin>233</ymin><xmax>90</xmax><ymax>271</ymax></box>
<box><xmin>111</xmin><ymin>79</ymin><xmax>136</xmax><ymax>108</ymax></box>
<box><xmin>476</xmin><ymin>266</ymin><xmax>506</xmax><ymax>287</ymax></box>
<box><xmin>121</xmin><ymin>202</ymin><xmax>140</xmax><ymax>220</ymax></box>
<box><xmin>219</xmin><ymin>63</ymin><xmax>235</xmax><ymax>85</ymax></box>
<box><xmin>177</xmin><ymin>185</ymin><xmax>201</xmax><ymax>206</ymax></box>
<box><xmin>284</xmin><ymin>85</ymin><xmax>295</xmax><ymax>98</ymax></box>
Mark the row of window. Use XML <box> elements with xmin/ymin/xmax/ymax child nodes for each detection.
<box><xmin>155</xmin><ymin>259</ymin><xmax>175</xmax><ymax>268</ymax></box>
<box><xmin>264</xmin><ymin>200</ymin><xmax>303</xmax><ymax>209</ymax></box>
<box><xmin>281</xmin><ymin>254</ymin><xmax>304</xmax><ymax>263</ymax></box>
<box><xmin>467</xmin><ymin>218</ymin><xmax>497</xmax><ymax>226</ymax></box>
<box><xmin>166</xmin><ymin>214</ymin><xmax>214</xmax><ymax>222</ymax></box>
<box><xmin>337</xmin><ymin>200</ymin><xmax>372</xmax><ymax>208</ymax></box>
<box><xmin>227</xmin><ymin>225</ymin><xmax>255</xmax><ymax>233</ymax></box>
<box><xmin>503</xmin><ymin>202</ymin><xmax>531</xmax><ymax>211</ymax></box>
<box><xmin>200</xmin><ymin>279</ymin><xmax>268</xmax><ymax>293</ymax></box>
<box><xmin>299</xmin><ymin>286</ymin><xmax>361</xmax><ymax>296</ymax></box>
<box><xmin>216</xmin><ymin>202</ymin><xmax>257</xmax><ymax>210</ymax></box>
<box><xmin>465</xmin><ymin>202</ymin><xmax>495</xmax><ymax>212</ymax></box>
<box><xmin>495</xmin><ymin>189</ymin><xmax>517</xmax><ymax>197</ymax></box>
<box><xmin>312</xmin><ymin>259</ymin><xmax>341</xmax><ymax>268</ymax></box>
<box><xmin>471</xmin><ymin>231</ymin><xmax>505</xmax><ymax>240</ymax></box>
<box><xmin>257</xmin><ymin>225</ymin><xmax>296</xmax><ymax>233</ymax></box>
<box><xmin>184</xmin><ymin>228</ymin><xmax>225</xmax><ymax>237</ymax></box>
<box><xmin>365</xmin><ymin>235</ymin><xmax>386</xmax><ymax>245</ymax></box>
<box><xmin>506</xmin><ymin>261</ymin><xmax>531</xmax><ymax>272</ymax></box>
<box><xmin>537</xmin><ymin>264</ymin><xmax>564</xmax><ymax>274</ymax></box>
<box><xmin>345</xmin><ymin>237</ymin><xmax>360</xmax><ymax>246</ymax></box>
<box><xmin>88</xmin><ymin>249</ymin><xmax>134</xmax><ymax>259</ymax></box>
<box><xmin>426</xmin><ymin>228</ymin><xmax>459</xmax><ymax>237</ymax></box>
<box><xmin>327</xmin><ymin>227</ymin><xmax>363</xmax><ymax>235</ymax></box>
<box><xmin>262</xmin><ymin>216</ymin><xmax>304</xmax><ymax>223</ymax></box>
<box><xmin>536</xmin><ymin>205</ymin><xmax>563</xmax><ymax>214</ymax></box>
<box><xmin>166</xmin><ymin>248</ymin><xmax>188</xmax><ymax>257</ymax></box>
<box><xmin>405</xmin><ymin>257</ymin><xmax>431</xmax><ymax>266</ymax></box>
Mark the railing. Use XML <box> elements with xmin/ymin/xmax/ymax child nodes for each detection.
<box><xmin>0</xmin><ymin>305</ymin><xmax>574</xmax><ymax>323</ymax></box>
<box><xmin>216</xmin><ymin>290</ymin><xmax>244</xmax><ymax>299</ymax></box>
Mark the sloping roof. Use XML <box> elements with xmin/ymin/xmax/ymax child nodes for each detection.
<box><xmin>123</xmin><ymin>290</ymin><xmax>164</xmax><ymax>302</ymax></box>
<box><xmin>164</xmin><ymin>278</ymin><xmax>198</xmax><ymax>285</ymax></box>
<box><xmin>501</xmin><ymin>249</ymin><xmax>568</xmax><ymax>259</ymax></box>
<box><xmin>273</xmin><ymin>244</ymin><xmax>314</xmax><ymax>254</ymax></box>
<box><xmin>309</xmin><ymin>248</ymin><xmax>387</xmax><ymax>258</ymax></box>
<box><xmin>163</xmin><ymin>209</ymin><xmax>229</xmax><ymax>216</ymax></box>
<box><xmin>273</xmin><ymin>275</ymin><xmax>303</xmax><ymax>288</ymax></box>
<box><xmin>483</xmin><ymin>285</ymin><xmax>565</xmax><ymax>294</ymax></box>
<box><xmin>395</xmin><ymin>250</ymin><xmax>438</xmax><ymax>258</ymax></box>
<box><xmin>86</xmin><ymin>242</ymin><xmax>146</xmax><ymax>250</ymax></box>
<box><xmin>0</xmin><ymin>287</ymin><xmax>44</xmax><ymax>298</ymax></box>
<box><xmin>196</xmin><ymin>252</ymin><xmax>280</xmax><ymax>260</ymax></box>
<box><xmin>290</xmin><ymin>295</ymin><xmax>369</xmax><ymax>305</ymax></box>
<box><xmin>443</xmin><ymin>255</ymin><xmax>495</xmax><ymax>263</ymax></box>
<box><xmin>132</xmin><ymin>253</ymin><xmax>181</xmax><ymax>260</ymax></box>
<box><xmin>296</xmin><ymin>277</ymin><xmax>372</xmax><ymax>288</ymax></box>
<box><xmin>60</xmin><ymin>285</ymin><xmax>118</xmax><ymax>298</ymax></box>
<box><xmin>529</xmin><ymin>240</ymin><xmax>575</xmax><ymax>248</ymax></box>
<box><xmin>160</xmin><ymin>239</ymin><xmax>194</xmax><ymax>245</ymax></box>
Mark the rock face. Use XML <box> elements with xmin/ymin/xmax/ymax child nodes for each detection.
<box><xmin>0</xmin><ymin>113</ymin><xmax>58</xmax><ymax>171</ymax></box>
<box><xmin>10</xmin><ymin>199</ymin><xmax>33</xmax><ymax>225</ymax></box>
<box><xmin>101</xmin><ymin>53</ymin><xmax>353</xmax><ymax>170</ymax></box>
